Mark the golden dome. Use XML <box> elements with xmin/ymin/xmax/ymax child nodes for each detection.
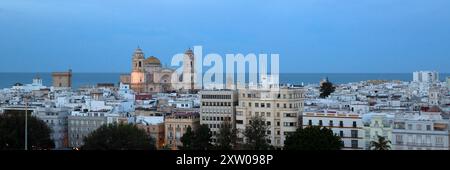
<box><xmin>145</xmin><ymin>56</ymin><xmax>161</xmax><ymax>65</ymax></box>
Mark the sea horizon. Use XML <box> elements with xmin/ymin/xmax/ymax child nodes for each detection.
<box><xmin>1</xmin><ymin>72</ymin><xmax>449</xmax><ymax>90</ymax></box>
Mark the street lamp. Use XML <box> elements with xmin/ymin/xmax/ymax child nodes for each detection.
<box><xmin>24</xmin><ymin>95</ymin><xmax>28</xmax><ymax>151</ymax></box>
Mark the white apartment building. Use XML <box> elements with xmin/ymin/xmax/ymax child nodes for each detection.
<box><xmin>67</xmin><ymin>99</ymin><xmax>119</xmax><ymax>148</ymax></box>
<box><xmin>428</xmin><ymin>87</ymin><xmax>441</xmax><ymax>106</ymax></box>
<box><xmin>236</xmin><ymin>86</ymin><xmax>304</xmax><ymax>149</ymax></box>
<box><xmin>413</xmin><ymin>71</ymin><xmax>439</xmax><ymax>83</ymax></box>
<box><xmin>35</xmin><ymin>107</ymin><xmax>71</xmax><ymax>149</ymax></box>
<box><xmin>392</xmin><ymin>112</ymin><xmax>450</xmax><ymax>150</ymax></box>
<box><xmin>200</xmin><ymin>90</ymin><xmax>238</xmax><ymax>143</ymax></box>
<box><xmin>446</xmin><ymin>77</ymin><xmax>450</xmax><ymax>89</ymax></box>
<box><xmin>363</xmin><ymin>113</ymin><xmax>394</xmax><ymax>150</ymax></box>
<box><xmin>68</xmin><ymin>111</ymin><xmax>109</xmax><ymax>148</ymax></box>
<box><xmin>171</xmin><ymin>99</ymin><xmax>194</xmax><ymax>109</ymax></box>
<box><xmin>303</xmin><ymin>111</ymin><xmax>365</xmax><ymax>150</ymax></box>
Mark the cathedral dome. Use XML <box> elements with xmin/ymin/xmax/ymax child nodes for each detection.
<box><xmin>145</xmin><ymin>56</ymin><xmax>161</xmax><ymax>65</ymax></box>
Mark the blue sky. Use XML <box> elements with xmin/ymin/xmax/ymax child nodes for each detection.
<box><xmin>0</xmin><ymin>0</ymin><xmax>449</xmax><ymax>73</ymax></box>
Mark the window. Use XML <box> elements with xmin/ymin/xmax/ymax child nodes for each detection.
<box><xmin>426</xmin><ymin>135</ymin><xmax>431</xmax><ymax>145</ymax></box>
<box><xmin>426</xmin><ymin>125</ymin><xmax>431</xmax><ymax>131</ymax></box>
<box><xmin>261</xmin><ymin>103</ymin><xmax>265</xmax><ymax>108</ymax></box>
<box><xmin>329</xmin><ymin>120</ymin><xmax>334</xmax><ymax>127</ymax></box>
<box><xmin>249</xmin><ymin>102</ymin><xmax>252</xmax><ymax>107</ymax></box>
<box><xmin>416</xmin><ymin>135</ymin><xmax>423</xmax><ymax>145</ymax></box>
<box><xmin>416</xmin><ymin>124</ymin><xmax>422</xmax><ymax>131</ymax></box>
<box><xmin>267</xmin><ymin>130</ymin><xmax>271</xmax><ymax>135</ymax></box>
<box><xmin>255</xmin><ymin>103</ymin><xmax>259</xmax><ymax>107</ymax></box>
<box><xmin>267</xmin><ymin>121</ymin><xmax>271</xmax><ymax>126</ymax></box>
<box><xmin>284</xmin><ymin>113</ymin><xmax>296</xmax><ymax>117</ymax></box>
<box><xmin>319</xmin><ymin>120</ymin><xmax>323</xmax><ymax>126</ymax></box>
<box><xmin>396</xmin><ymin>135</ymin><xmax>403</xmax><ymax>144</ymax></box>
<box><xmin>266</xmin><ymin>112</ymin><xmax>271</xmax><ymax>117</ymax></box>
<box><xmin>308</xmin><ymin>120</ymin><xmax>312</xmax><ymax>126</ymax></box>
<box><xmin>408</xmin><ymin>124</ymin><xmax>412</xmax><ymax>130</ymax></box>
<box><xmin>277</xmin><ymin>121</ymin><xmax>280</xmax><ymax>126</ymax></box>
<box><xmin>436</xmin><ymin>137</ymin><xmax>444</xmax><ymax>146</ymax></box>
<box><xmin>352</xmin><ymin>121</ymin><xmax>357</xmax><ymax>128</ymax></box>
<box><xmin>236</xmin><ymin>120</ymin><xmax>243</xmax><ymax>124</ymax></box>
<box><xmin>351</xmin><ymin>130</ymin><xmax>358</xmax><ymax>138</ymax></box>
<box><xmin>284</xmin><ymin>122</ymin><xmax>296</xmax><ymax>127</ymax></box>
<box><xmin>374</xmin><ymin>121</ymin><xmax>380</xmax><ymax>128</ymax></box>
<box><xmin>339</xmin><ymin>121</ymin><xmax>344</xmax><ymax>127</ymax></box>
<box><xmin>351</xmin><ymin>140</ymin><xmax>358</xmax><ymax>148</ymax></box>
<box><xmin>267</xmin><ymin>103</ymin><xmax>271</xmax><ymax>108</ymax></box>
<box><xmin>277</xmin><ymin>103</ymin><xmax>280</xmax><ymax>108</ymax></box>
<box><xmin>339</xmin><ymin>131</ymin><xmax>344</xmax><ymax>137</ymax></box>
<box><xmin>283</xmin><ymin>104</ymin><xmax>287</xmax><ymax>108</ymax></box>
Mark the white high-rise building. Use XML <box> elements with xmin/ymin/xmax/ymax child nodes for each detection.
<box><xmin>446</xmin><ymin>77</ymin><xmax>450</xmax><ymax>89</ymax></box>
<box><xmin>413</xmin><ymin>71</ymin><xmax>439</xmax><ymax>83</ymax></box>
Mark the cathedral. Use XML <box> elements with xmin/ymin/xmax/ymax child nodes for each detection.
<box><xmin>120</xmin><ymin>47</ymin><xmax>195</xmax><ymax>94</ymax></box>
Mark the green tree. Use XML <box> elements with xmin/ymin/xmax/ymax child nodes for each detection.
<box><xmin>193</xmin><ymin>124</ymin><xmax>213</xmax><ymax>150</ymax></box>
<box><xmin>370</xmin><ymin>135</ymin><xmax>391</xmax><ymax>150</ymax></box>
<box><xmin>82</xmin><ymin>123</ymin><xmax>155</xmax><ymax>150</ymax></box>
<box><xmin>320</xmin><ymin>78</ymin><xmax>336</xmax><ymax>98</ymax></box>
<box><xmin>215</xmin><ymin>121</ymin><xmax>238</xmax><ymax>150</ymax></box>
<box><xmin>180</xmin><ymin>126</ymin><xmax>194</xmax><ymax>150</ymax></box>
<box><xmin>284</xmin><ymin>126</ymin><xmax>342</xmax><ymax>150</ymax></box>
<box><xmin>244</xmin><ymin>116</ymin><xmax>270</xmax><ymax>150</ymax></box>
<box><xmin>0</xmin><ymin>114</ymin><xmax>54</xmax><ymax>150</ymax></box>
<box><xmin>180</xmin><ymin>125</ymin><xmax>213</xmax><ymax>150</ymax></box>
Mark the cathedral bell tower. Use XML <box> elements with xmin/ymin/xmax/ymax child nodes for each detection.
<box><xmin>131</xmin><ymin>47</ymin><xmax>146</xmax><ymax>93</ymax></box>
<box><xmin>132</xmin><ymin>47</ymin><xmax>145</xmax><ymax>72</ymax></box>
<box><xmin>182</xmin><ymin>48</ymin><xmax>195</xmax><ymax>92</ymax></box>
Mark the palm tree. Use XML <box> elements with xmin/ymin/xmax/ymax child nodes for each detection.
<box><xmin>370</xmin><ymin>135</ymin><xmax>391</xmax><ymax>150</ymax></box>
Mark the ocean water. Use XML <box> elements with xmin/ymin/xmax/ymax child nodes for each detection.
<box><xmin>0</xmin><ymin>73</ymin><xmax>449</xmax><ymax>89</ymax></box>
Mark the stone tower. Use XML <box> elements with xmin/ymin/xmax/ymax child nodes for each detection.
<box><xmin>130</xmin><ymin>47</ymin><xmax>146</xmax><ymax>93</ymax></box>
<box><xmin>52</xmin><ymin>69</ymin><xmax>72</xmax><ymax>89</ymax></box>
<box><xmin>132</xmin><ymin>47</ymin><xmax>145</xmax><ymax>72</ymax></box>
<box><xmin>182</xmin><ymin>48</ymin><xmax>195</xmax><ymax>92</ymax></box>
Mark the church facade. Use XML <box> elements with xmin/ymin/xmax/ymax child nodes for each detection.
<box><xmin>120</xmin><ymin>47</ymin><xmax>196</xmax><ymax>94</ymax></box>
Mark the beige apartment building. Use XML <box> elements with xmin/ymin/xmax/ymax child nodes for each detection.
<box><xmin>164</xmin><ymin>112</ymin><xmax>200</xmax><ymax>150</ymax></box>
<box><xmin>199</xmin><ymin>90</ymin><xmax>239</xmax><ymax>143</ymax></box>
<box><xmin>236</xmin><ymin>86</ymin><xmax>305</xmax><ymax>149</ymax></box>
